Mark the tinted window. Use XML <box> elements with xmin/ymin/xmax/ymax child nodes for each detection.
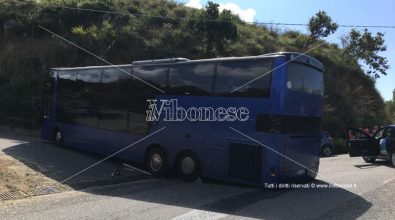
<box><xmin>100</xmin><ymin>67</ymin><xmax>131</xmax><ymax>91</ymax></box>
<box><xmin>169</xmin><ymin>63</ymin><xmax>215</xmax><ymax>95</ymax></box>
<box><xmin>99</xmin><ymin>66</ymin><xmax>149</xmax><ymax>134</ymax></box>
<box><xmin>74</xmin><ymin>69</ymin><xmax>101</xmax><ymax>127</ymax></box>
<box><xmin>57</xmin><ymin>70</ymin><xmax>77</xmax><ymax>95</ymax></box>
<box><xmin>215</xmin><ymin>59</ymin><xmax>273</xmax><ymax>97</ymax></box>
<box><xmin>125</xmin><ymin>66</ymin><xmax>157</xmax><ymax>135</ymax></box>
<box><xmin>99</xmin><ymin>67</ymin><xmax>129</xmax><ymax>132</ymax></box>
<box><xmin>100</xmin><ymin>67</ymin><xmax>128</xmax><ymax>109</ymax></box>
<box><xmin>73</xmin><ymin>107</ymin><xmax>99</xmax><ymax>128</ymax></box>
<box><xmin>287</xmin><ymin>63</ymin><xmax>323</xmax><ymax>95</ymax></box>
<box><xmin>76</xmin><ymin>69</ymin><xmax>101</xmax><ymax>94</ymax></box>
<box><xmin>56</xmin><ymin>71</ymin><xmax>77</xmax><ymax>123</ymax></box>
<box><xmin>115</xmin><ymin>67</ymin><xmax>133</xmax><ymax>94</ymax></box>
<box><xmin>125</xmin><ymin>65</ymin><xmax>168</xmax><ymax>94</ymax></box>
<box><xmin>101</xmin><ymin>67</ymin><xmax>121</xmax><ymax>93</ymax></box>
<box><xmin>100</xmin><ymin>67</ymin><xmax>121</xmax><ymax>110</ymax></box>
<box><xmin>99</xmin><ymin>109</ymin><xmax>128</xmax><ymax>132</ymax></box>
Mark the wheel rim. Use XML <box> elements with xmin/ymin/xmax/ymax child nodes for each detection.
<box><xmin>55</xmin><ymin>131</ymin><xmax>62</xmax><ymax>143</ymax></box>
<box><xmin>150</xmin><ymin>153</ymin><xmax>163</xmax><ymax>172</ymax></box>
<box><xmin>181</xmin><ymin>157</ymin><xmax>195</xmax><ymax>175</ymax></box>
<box><xmin>323</xmin><ymin>147</ymin><xmax>331</xmax><ymax>156</ymax></box>
<box><xmin>391</xmin><ymin>154</ymin><xmax>395</xmax><ymax>166</ymax></box>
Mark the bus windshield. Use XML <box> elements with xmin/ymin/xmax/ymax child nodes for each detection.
<box><xmin>287</xmin><ymin>62</ymin><xmax>324</xmax><ymax>96</ymax></box>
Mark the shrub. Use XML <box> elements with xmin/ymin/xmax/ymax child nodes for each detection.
<box><xmin>334</xmin><ymin>137</ymin><xmax>348</xmax><ymax>154</ymax></box>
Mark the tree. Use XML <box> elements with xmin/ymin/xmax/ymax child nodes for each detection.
<box><xmin>385</xmin><ymin>89</ymin><xmax>395</xmax><ymax>123</ymax></box>
<box><xmin>342</xmin><ymin>29</ymin><xmax>389</xmax><ymax>78</ymax></box>
<box><xmin>305</xmin><ymin>11</ymin><xmax>338</xmax><ymax>48</ymax></box>
<box><xmin>194</xmin><ymin>1</ymin><xmax>237</xmax><ymax>56</ymax></box>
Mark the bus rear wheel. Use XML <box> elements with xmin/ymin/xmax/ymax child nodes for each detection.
<box><xmin>177</xmin><ymin>151</ymin><xmax>201</xmax><ymax>182</ymax></box>
<box><xmin>145</xmin><ymin>147</ymin><xmax>167</xmax><ymax>177</ymax></box>
<box><xmin>53</xmin><ymin>129</ymin><xmax>64</xmax><ymax>146</ymax></box>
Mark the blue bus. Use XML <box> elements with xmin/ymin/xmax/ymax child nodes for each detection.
<box><xmin>41</xmin><ymin>52</ymin><xmax>324</xmax><ymax>186</ymax></box>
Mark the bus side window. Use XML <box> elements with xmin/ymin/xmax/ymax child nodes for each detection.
<box><xmin>74</xmin><ymin>69</ymin><xmax>101</xmax><ymax>128</ymax></box>
<box><xmin>130</xmin><ymin>65</ymin><xmax>168</xmax><ymax>95</ymax></box>
<box><xmin>56</xmin><ymin>71</ymin><xmax>77</xmax><ymax>123</ymax></box>
<box><xmin>115</xmin><ymin>66</ymin><xmax>165</xmax><ymax>135</ymax></box>
<box><xmin>215</xmin><ymin>59</ymin><xmax>273</xmax><ymax>97</ymax></box>
<box><xmin>99</xmin><ymin>66</ymin><xmax>155</xmax><ymax>134</ymax></box>
<box><xmin>168</xmin><ymin>63</ymin><xmax>215</xmax><ymax>96</ymax></box>
<box><xmin>101</xmin><ymin>68</ymin><xmax>120</xmax><ymax>93</ymax></box>
<box><xmin>76</xmin><ymin>69</ymin><xmax>101</xmax><ymax>94</ymax></box>
<box><xmin>99</xmin><ymin>67</ymin><xmax>129</xmax><ymax>132</ymax></box>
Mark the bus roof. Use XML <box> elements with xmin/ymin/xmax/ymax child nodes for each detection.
<box><xmin>264</xmin><ymin>52</ymin><xmax>324</xmax><ymax>71</ymax></box>
<box><xmin>50</xmin><ymin>52</ymin><xmax>323</xmax><ymax>71</ymax></box>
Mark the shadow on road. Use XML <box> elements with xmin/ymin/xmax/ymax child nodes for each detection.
<box><xmin>1</xmin><ymin>133</ymin><xmax>372</xmax><ymax>219</ymax></box>
<box><xmin>0</xmin><ymin>133</ymin><xmax>149</xmax><ymax>190</ymax></box>
<box><xmin>354</xmin><ymin>160</ymin><xmax>392</xmax><ymax>169</ymax></box>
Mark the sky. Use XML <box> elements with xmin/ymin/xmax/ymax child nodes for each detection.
<box><xmin>183</xmin><ymin>0</ymin><xmax>395</xmax><ymax>101</ymax></box>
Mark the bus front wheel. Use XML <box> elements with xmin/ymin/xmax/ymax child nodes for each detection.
<box><xmin>145</xmin><ymin>147</ymin><xmax>167</xmax><ymax>177</ymax></box>
<box><xmin>177</xmin><ymin>151</ymin><xmax>201</xmax><ymax>182</ymax></box>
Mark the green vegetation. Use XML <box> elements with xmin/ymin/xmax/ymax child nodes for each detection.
<box><xmin>334</xmin><ymin>137</ymin><xmax>348</xmax><ymax>154</ymax></box>
<box><xmin>305</xmin><ymin>10</ymin><xmax>338</xmax><ymax>48</ymax></box>
<box><xmin>385</xmin><ymin>90</ymin><xmax>395</xmax><ymax>123</ymax></box>
<box><xmin>342</xmin><ymin>29</ymin><xmax>389</xmax><ymax>78</ymax></box>
<box><xmin>0</xmin><ymin>0</ymin><xmax>392</xmax><ymax>136</ymax></box>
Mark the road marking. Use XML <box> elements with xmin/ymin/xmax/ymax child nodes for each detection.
<box><xmin>383</xmin><ymin>177</ymin><xmax>395</xmax><ymax>184</ymax></box>
<box><xmin>172</xmin><ymin>210</ymin><xmax>228</xmax><ymax>220</ymax></box>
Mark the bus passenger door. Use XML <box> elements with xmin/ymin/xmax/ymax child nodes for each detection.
<box><xmin>348</xmin><ymin>128</ymin><xmax>379</xmax><ymax>157</ymax></box>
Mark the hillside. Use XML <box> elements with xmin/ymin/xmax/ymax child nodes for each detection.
<box><xmin>0</xmin><ymin>0</ymin><xmax>391</xmax><ymax>137</ymax></box>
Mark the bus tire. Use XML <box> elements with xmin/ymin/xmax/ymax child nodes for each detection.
<box><xmin>145</xmin><ymin>147</ymin><xmax>167</xmax><ymax>177</ymax></box>
<box><xmin>362</xmin><ymin>156</ymin><xmax>376</xmax><ymax>163</ymax></box>
<box><xmin>53</xmin><ymin>128</ymin><xmax>64</xmax><ymax>146</ymax></box>
<box><xmin>177</xmin><ymin>151</ymin><xmax>201</xmax><ymax>182</ymax></box>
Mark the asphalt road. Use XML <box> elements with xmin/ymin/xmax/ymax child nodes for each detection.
<box><xmin>1</xmin><ymin>133</ymin><xmax>395</xmax><ymax>220</ymax></box>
